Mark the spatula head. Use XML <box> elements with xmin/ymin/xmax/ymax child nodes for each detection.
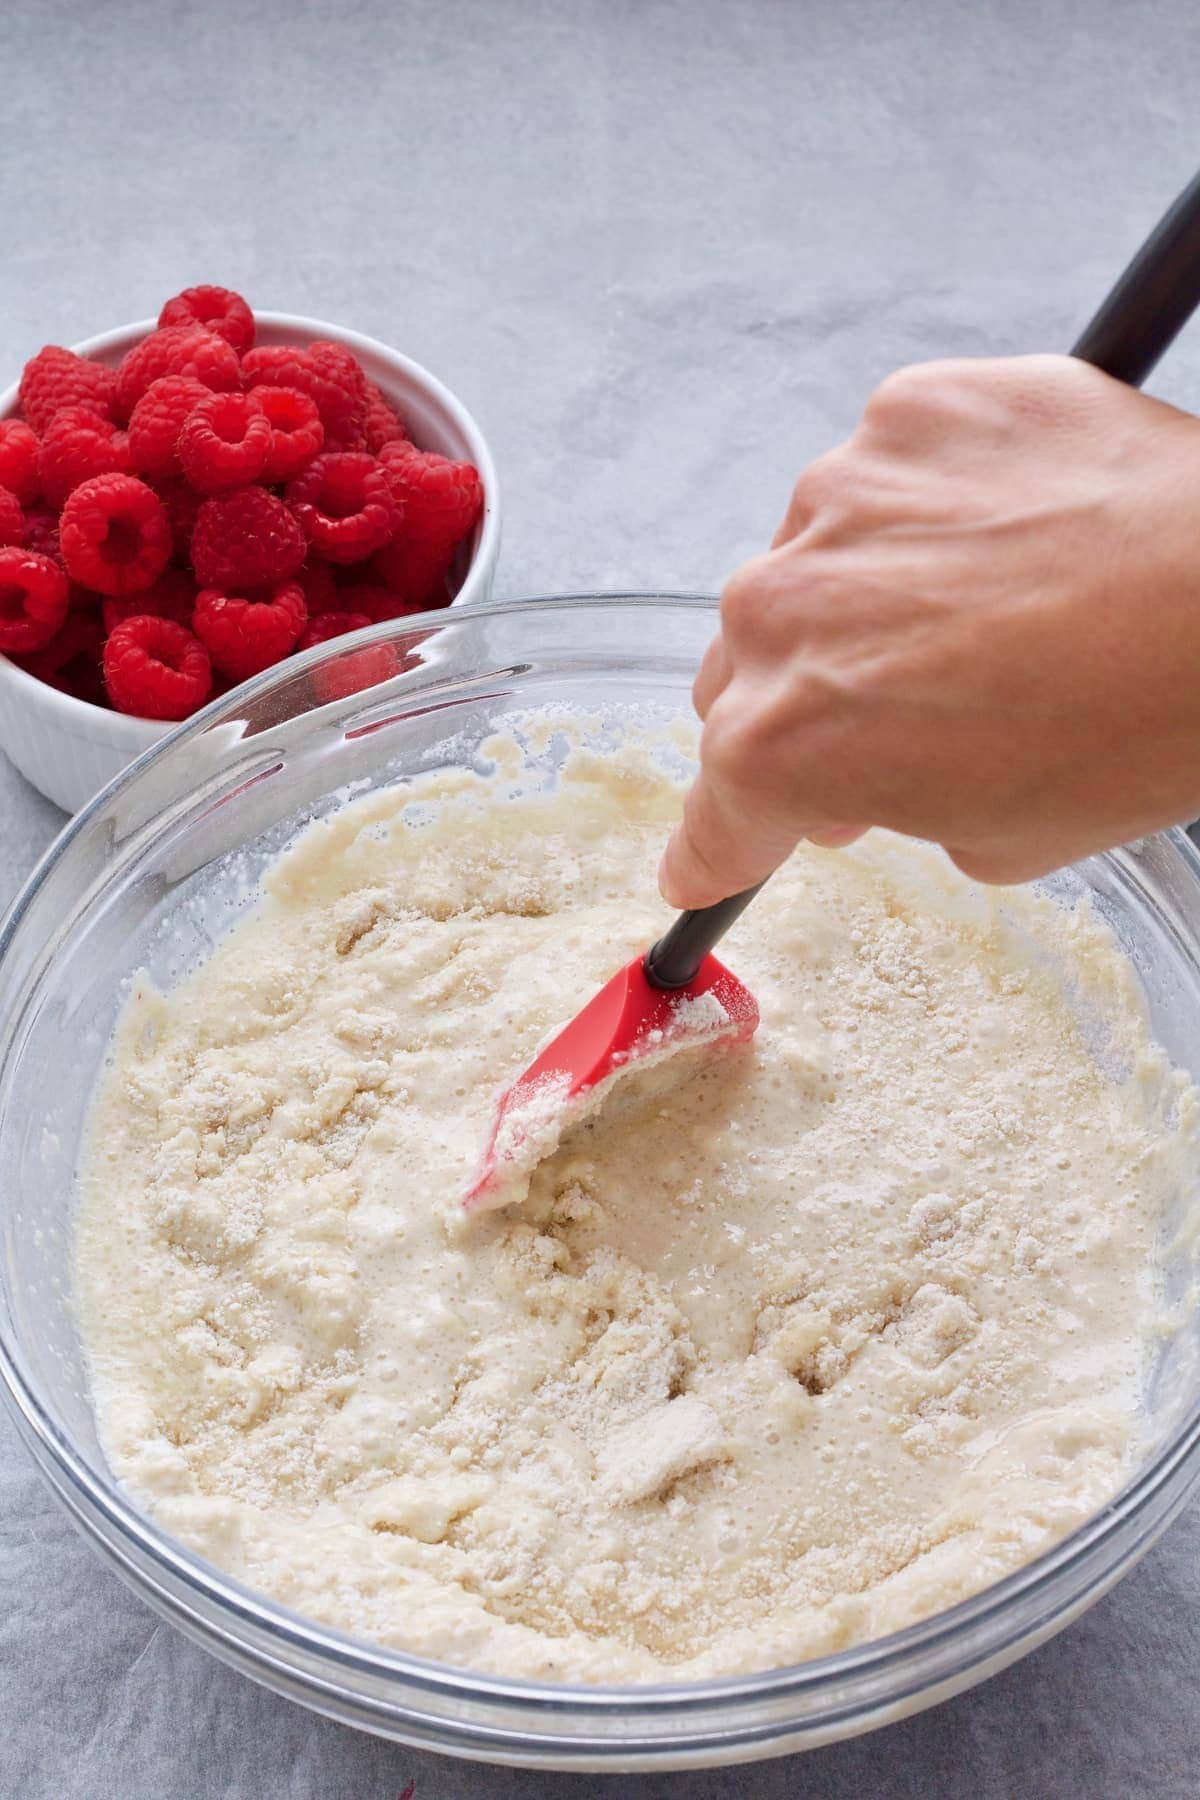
<box><xmin>464</xmin><ymin>952</ymin><xmax>759</xmax><ymax>1210</ymax></box>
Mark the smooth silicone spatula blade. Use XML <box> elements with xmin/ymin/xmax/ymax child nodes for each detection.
<box><xmin>464</xmin><ymin>890</ymin><xmax>761</xmax><ymax>1210</ymax></box>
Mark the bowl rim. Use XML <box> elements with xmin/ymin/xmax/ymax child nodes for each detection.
<box><xmin>2</xmin><ymin>589</ymin><xmax>1200</xmax><ymax>1723</ymax></box>
<box><xmin>0</xmin><ymin>308</ymin><xmax>501</xmax><ymax>747</ymax></box>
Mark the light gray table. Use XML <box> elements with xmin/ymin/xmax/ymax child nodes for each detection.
<box><xmin>3</xmin><ymin>2</ymin><xmax>1200</xmax><ymax>1794</ymax></box>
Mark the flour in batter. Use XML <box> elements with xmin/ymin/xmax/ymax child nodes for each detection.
<box><xmin>74</xmin><ymin>722</ymin><xmax>1195</xmax><ymax>1682</ymax></box>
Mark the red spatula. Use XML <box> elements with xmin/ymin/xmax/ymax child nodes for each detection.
<box><xmin>464</xmin><ymin>885</ymin><xmax>762</xmax><ymax>1209</ymax></box>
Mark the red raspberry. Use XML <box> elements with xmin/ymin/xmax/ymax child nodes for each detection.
<box><xmin>0</xmin><ymin>548</ymin><xmax>70</xmax><ymax>653</ymax></box>
<box><xmin>103</xmin><ymin>615</ymin><xmax>212</xmax><ymax>720</ymax></box>
<box><xmin>371</xmin><ymin>535</ymin><xmax>456</xmax><ymax>608</ymax></box>
<box><xmin>193</xmin><ymin>579</ymin><xmax>306</xmax><ymax>681</ymax></box>
<box><xmin>38</xmin><ymin>406</ymin><xmax>133</xmax><ymax>507</ymax></box>
<box><xmin>295</xmin><ymin>558</ymin><xmax>339</xmax><ymax>615</ymax></box>
<box><xmin>285</xmin><ymin>451</ymin><xmax>397</xmax><ymax>563</ymax></box>
<box><xmin>18</xmin><ymin>346</ymin><xmax>116</xmax><ymax>435</ymax></box>
<box><xmin>157</xmin><ymin>285</ymin><xmax>255</xmax><ymax>356</ymax></box>
<box><xmin>153</xmin><ymin>476</ymin><xmax>204</xmax><ymax>560</ymax></box>
<box><xmin>59</xmin><ymin>473</ymin><xmax>171</xmax><ymax>596</ymax></box>
<box><xmin>298</xmin><ymin>609</ymin><xmax>372</xmax><ymax>650</ymax></box>
<box><xmin>178</xmin><ymin>392</ymin><xmax>271</xmax><ymax>492</ymax></box>
<box><xmin>18</xmin><ymin>507</ymin><xmax>101</xmax><ymax>614</ymax></box>
<box><xmin>362</xmin><ymin>381</ymin><xmax>408</xmax><ymax>453</ymax></box>
<box><xmin>21</xmin><ymin>508</ymin><xmax>94</xmax><ymax>613</ymax></box>
<box><xmin>102</xmin><ymin>566</ymin><xmax>196</xmax><ymax>635</ymax></box>
<box><xmin>0</xmin><ymin>485</ymin><xmax>24</xmax><ymax>547</ymax></box>
<box><xmin>127</xmin><ymin>375</ymin><xmax>212</xmax><ymax>479</ymax></box>
<box><xmin>336</xmin><ymin>581</ymin><xmax>423</xmax><ymax>624</ymax></box>
<box><xmin>114</xmin><ymin>325</ymin><xmax>241</xmax><ymax>422</ymax></box>
<box><xmin>21</xmin><ymin>507</ymin><xmax>60</xmax><ymax>563</ymax></box>
<box><xmin>0</xmin><ymin>420</ymin><xmax>41</xmax><ymax>504</ymax></box>
<box><xmin>255</xmin><ymin>386</ymin><xmax>324</xmax><ymax>482</ymax></box>
<box><xmin>379</xmin><ymin>441</ymin><xmax>483</xmax><ymax>555</ymax></box>
<box><xmin>310</xmin><ymin>639</ymin><xmax>400</xmax><ymax>705</ymax></box>
<box><xmin>191</xmin><ymin>486</ymin><xmax>307</xmax><ymax>589</ymax></box>
<box><xmin>17</xmin><ymin>612</ymin><xmax>106</xmax><ymax>705</ymax></box>
<box><xmin>242</xmin><ymin>341</ymin><xmax>366</xmax><ymax>445</ymax></box>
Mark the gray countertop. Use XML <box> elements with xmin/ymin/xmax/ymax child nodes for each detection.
<box><xmin>3</xmin><ymin>1</ymin><xmax>1200</xmax><ymax>1794</ymax></box>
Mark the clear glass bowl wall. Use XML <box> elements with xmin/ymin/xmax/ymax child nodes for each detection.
<box><xmin>1</xmin><ymin>595</ymin><xmax>1199</xmax><ymax>1773</ymax></box>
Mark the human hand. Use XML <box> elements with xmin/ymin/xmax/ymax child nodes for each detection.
<box><xmin>661</xmin><ymin>354</ymin><xmax>1200</xmax><ymax>905</ymax></box>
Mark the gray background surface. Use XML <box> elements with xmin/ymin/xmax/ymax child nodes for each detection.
<box><xmin>2</xmin><ymin>1</ymin><xmax>1200</xmax><ymax>1794</ymax></box>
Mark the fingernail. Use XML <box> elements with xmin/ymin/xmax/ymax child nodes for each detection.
<box><xmin>809</xmin><ymin>825</ymin><xmax>867</xmax><ymax>850</ymax></box>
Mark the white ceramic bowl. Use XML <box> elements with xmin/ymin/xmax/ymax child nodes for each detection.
<box><xmin>0</xmin><ymin>312</ymin><xmax>500</xmax><ymax>813</ymax></box>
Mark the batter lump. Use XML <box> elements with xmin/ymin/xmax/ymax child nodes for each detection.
<box><xmin>74</xmin><ymin>726</ymin><xmax>1190</xmax><ymax>1681</ymax></box>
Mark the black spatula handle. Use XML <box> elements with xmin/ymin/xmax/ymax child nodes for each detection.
<box><xmin>646</xmin><ymin>166</ymin><xmax>1200</xmax><ymax>993</ymax></box>
<box><xmin>645</xmin><ymin>884</ymin><xmax>764</xmax><ymax>990</ymax></box>
<box><xmin>1071</xmin><ymin>167</ymin><xmax>1200</xmax><ymax>384</ymax></box>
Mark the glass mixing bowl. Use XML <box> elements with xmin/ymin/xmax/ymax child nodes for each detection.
<box><xmin>2</xmin><ymin>594</ymin><xmax>1200</xmax><ymax>1773</ymax></box>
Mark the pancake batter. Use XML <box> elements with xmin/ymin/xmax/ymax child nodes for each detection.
<box><xmin>74</xmin><ymin>725</ymin><xmax>1190</xmax><ymax>1682</ymax></box>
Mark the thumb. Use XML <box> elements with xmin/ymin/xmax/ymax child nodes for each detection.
<box><xmin>659</xmin><ymin>773</ymin><xmax>801</xmax><ymax>909</ymax></box>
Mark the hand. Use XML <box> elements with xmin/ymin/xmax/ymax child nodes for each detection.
<box><xmin>661</xmin><ymin>354</ymin><xmax>1200</xmax><ymax>906</ymax></box>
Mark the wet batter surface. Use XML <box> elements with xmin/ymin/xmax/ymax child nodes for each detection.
<box><xmin>74</xmin><ymin>726</ymin><xmax>1190</xmax><ymax>1681</ymax></box>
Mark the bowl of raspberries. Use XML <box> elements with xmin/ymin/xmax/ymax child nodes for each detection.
<box><xmin>0</xmin><ymin>284</ymin><xmax>498</xmax><ymax>811</ymax></box>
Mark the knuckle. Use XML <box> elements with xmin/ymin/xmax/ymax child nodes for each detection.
<box><xmin>789</xmin><ymin>446</ymin><xmax>853</xmax><ymax>516</ymax></box>
<box><xmin>787</xmin><ymin>447</ymin><xmax>866</xmax><ymax>547</ymax></box>
<box><xmin>866</xmin><ymin>354</ymin><xmax>1106</xmax><ymax>448</ymax></box>
<box><xmin>699</xmin><ymin>717</ymin><xmax>742</xmax><ymax>785</ymax></box>
<box><xmin>862</xmin><ymin>357</ymin><xmax>984</xmax><ymax>435</ymax></box>
<box><xmin>719</xmin><ymin>556</ymin><xmax>773</xmax><ymax>636</ymax></box>
<box><xmin>701</xmin><ymin>703</ymin><xmax>763</xmax><ymax>787</ymax></box>
<box><xmin>866</xmin><ymin>360</ymin><xmax>943</xmax><ymax>420</ymax></box>
<box><xmin>706</xmin><ymin>676</ymin><xmax>819</xmax><ymax>784</ymax></box>
<box><xmin>690</xmin><ymin>637</ymin><xmax>729</xmax><ymax>719</ymax></box>
<box><xmin>723</xmin><ymin>548</ymin><xmax>838</xmax><ymax>649</ymax></box>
